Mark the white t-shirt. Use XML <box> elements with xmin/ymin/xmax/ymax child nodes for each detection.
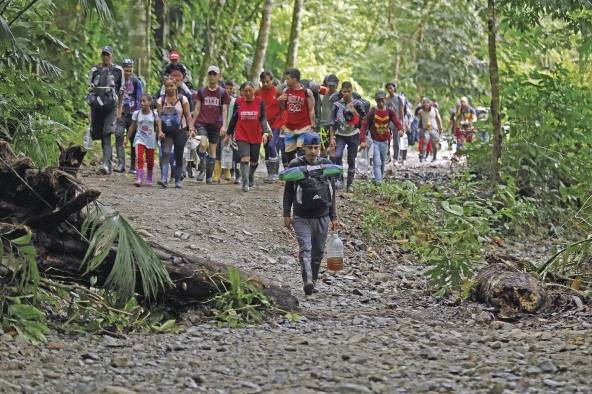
<box><xmin>132</xmin><ymin>110</ymin><xmax>158</xmax><ymax>149</ymax></box>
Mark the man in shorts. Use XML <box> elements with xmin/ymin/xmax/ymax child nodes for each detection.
<box><xmin>193</xmin><ymin>65</ymin><xmax>230</xmax><ymax>183</ymax></box>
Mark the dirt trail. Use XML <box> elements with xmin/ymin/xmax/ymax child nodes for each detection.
<box><xmin>1</xmin><ymin>152</ymin><xmax>590</xmax><ymax>394</ymax></box>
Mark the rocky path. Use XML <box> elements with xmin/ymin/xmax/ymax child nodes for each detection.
<box><xmin>1</xmin><ymin>151</ymin><xmax>591</xmax><ymax>394</ymax></box>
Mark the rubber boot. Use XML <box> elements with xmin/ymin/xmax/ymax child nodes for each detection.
<box><xmin>240</xmin><ymin>162</ymin><xmax>250</xmax><ymax>192</ymax></box>
<box><xmin>205</xmin><ymin>157</ymin><xmax>215</xmax><ymax>184</ymax></box>
<box><xmin>264</xmin><ymin>160</ymin><xmax>274</xmax><ymax>183</ymax></box>
<box><xmin>311</xmin><ymin>262</ymin><xmax>321</xmax><ymax>293</ymax></box>
<box><xmin>158</xmin><ymin>163</ymin><xmax>169</xmax><ymax>188</ymax></box>
<box><xmin>196</xmin><ymin>152</ymin><xmax>206</xmax><ymax>181</ymax></box>
<box><xmin>272</xmin><ymin>160</ymin><xmax>280</xmax><ymax>181</ymax></box>
<box><xmin>186</xmin><ymin>161</ymin><xmax>194</xmax><ymax>178</ymax></box>
<box><xmin>249</xmin><ymin>163</ymin><xmax>258</xmax><ymax>188</ymax></box>
<box><xmin>335</xmin><ymin>175</ymin><xmax>343</xmax><ymax>190</ymax></box>
<box><xmin>233</xmin><ymin>162</ymin><xmax>241</xmax><ymax>184</ymax></box>
<box><xmin>300</xmin><ymin>257</ymin><xmax>314</xmax><ymax>296</ymax></box>
<box><xmin>223</xmin><ymin>168</ymin><xmax>232</xmax><ymax>182</ymax></box>
<box><xmin>134</xmin><ymin>168</ymin><xmax>144</xmax><ymax>187</ymax></box>
<box><xmin>146</xmin><ymin>169</ymin><xmax>153</xmax><ymax>187</ymax></box>
<box><xmin>346</xmin><ymin>171</ymin><xmax>355</xmax><ymax>193</ymax></box>
<box><xmin>212</xmin><ymin>160</ymin><xmax>222</xmax><ymax>183</ymax></box>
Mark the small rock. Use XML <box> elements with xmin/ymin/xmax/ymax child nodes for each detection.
<box><xmin>538</xmin><ymin>360</ymin><xmax>558</xmax><ymax>373</ymax></box>
<box><xmin>488</xmin><ymin>341</ymin><xmax>502</xmax><ymax>350</ymax></box>
<box><xmin>525</xmin><ymin>366</ymin><xmax>542</xmax><ymax>376</ymax></box>
<box><xmin>81</xmin><ymin>352</ymin><xmax>100</xmax><ymax>361</ymax></box>
<box><xmin>352</xmin><ymin>289</ymin><xmax>363</xmax><ymax>296</ymax></box>
<box><xmin>543</xmin><ymin>379</ymin><xmax>565</xmax><ymax>388</ymax></box>
<box><xmin>111</xmin><ymin>356</ymin><xmax>133</xmax><ymax>368</ymax></box>
<box><xmin>98</xmin><ymin>386</ymin><xmax>138</xmax><ymax>394</ymax></box>
<box><xmin>418</xmin><ymin>348</ymin><xmax>438</xmax><ymax>360</ymax></box>
<box><xmin>333</xmin><ymin>383</ymin><xmax>372</xmax><ymax>393</ymax></box>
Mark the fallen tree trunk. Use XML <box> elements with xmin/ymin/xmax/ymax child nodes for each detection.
<box><xmin>471</xmin><ymin>255</ymin><xmax>547</xmax><ymax>317</ymax></box>
<box><xmin>0</xmin><ymin>140</ymin><xmax>298</xmax><ymax>312</ymax></box>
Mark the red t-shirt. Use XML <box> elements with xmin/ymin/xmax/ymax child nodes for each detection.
<box><xmin>284</xmin><ymin>87</ymin><xmax>311</xmax><ymax>131</ymax></box>
<box><xmin>361</xmin><ymin>108</ymin><xmax>402</xmax><ymax>143</ymax></box>
<box><xmin>196</xmin><ymin>86</ymin><xmax>230</xmax><ymax>128</ymax></box>
<box><xmin>255</xmin><ymin>86</ymin><xmax>283</xmax><ymax>129</ymax></box>
<box><xmin>234</xmin><ymin>96</ymin><xmax>265</xmax><ymax>144</ymax></box>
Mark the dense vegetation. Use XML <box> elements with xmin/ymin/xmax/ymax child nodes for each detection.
<box><xmin>1</xmin><ymin>0</ymin><xmax>591</xmax><ymax>340</ymax></box>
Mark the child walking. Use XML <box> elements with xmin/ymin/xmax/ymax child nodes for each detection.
<box><xmin>129</xmin><ymin>94</ymin><xmax>161</xmax><ymax>186</ymax></box>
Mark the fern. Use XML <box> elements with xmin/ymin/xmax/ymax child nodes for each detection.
<box><xmin>81</xmin><ymin>206</ymin><xmax>173</xmax><ymax>303</ymax></box>
<box><xmin>538</xmin><ymin>236</ymin><xmax>592</xmax><ymax>286</ymax></box>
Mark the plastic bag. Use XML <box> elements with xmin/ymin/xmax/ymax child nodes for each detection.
<box><xmin>221</xmin><ymin>143</ymin><xmax>233</xmax><ymax>169</ymax></box>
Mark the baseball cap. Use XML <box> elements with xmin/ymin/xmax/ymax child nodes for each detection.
<box><xmin>302</xmin><ymin>132</ymin><xmax>321</xmax><ymax>146</ymax></box>
<box><xmin>207</xmin><ymin>65</ymin><xmax>220</xmax><ymax>74</ymax></box>
<box><xmin>101</xmin><ymin>46</ymin><xmax>113</xmax><ymax>55</ymax></box>
<box><xmin>169</xmin><ymin>51</ymin><xmax>180</xmax><ymax>61</ymax></box>
<box><xmin>121</xmin><ymin>58</ymin><xmax>134</xmax><ymax>67</ymax></box>
<box><xmin>324</xmin><ymin>74</ymin><xmax>339</xmax><ymax>86</ymax></box>
<box><xmin>375</xmin><ymin>90</ymin><xmax>387</xmax><ymax>99</ymax></box>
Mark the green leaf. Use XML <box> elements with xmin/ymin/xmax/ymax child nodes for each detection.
<box><xmin>442</xmin><ymin>201</ymin><xmax>464</xmax><ymax>216</ymax></box>
<box><xmin>11</xmin><ymin>233</ymin><xmax>32</xmax><ymax>246</ymax></box>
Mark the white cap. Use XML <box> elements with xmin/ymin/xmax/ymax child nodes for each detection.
<box><xmin>207</xmin><ymin>65</ymin><xmax>220</xmax><ymax>74</ymax></box>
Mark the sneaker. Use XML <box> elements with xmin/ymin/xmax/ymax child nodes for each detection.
<box><xmin>157</xmin><ymin>180</ymin><xmax>167</xmax><ymax>188</ymax></box>
<box><xmin>206</xmin><ymin>178</ymin><xmax>213</xmax><ymax>184</ymax></box>
<box><xmin>128</xmin><ymin>169</ymin><xmax>136</xmax><ymax>175</ymax></box>
<box><xmin>346</xmin><ymin>184</ymin><xmax>354</xmax><ymax>193</ymax></box>
<box><xmin>242</xmin><ymin>184</ymin><xmax>250</xmax><ymax>192</ymax></box>
<box><xmin>303</xmin><ymin>282</ymin><xmax>314</xmax><ymax>296</ymax></box>
<box><xmin>335</xmin><ymin>180</ymin><xmax>342</xmax><ymax>189</ymax></box>
<box><xmin>113</xmin><ymin>165</ymin><xmax>125</xmax><ymax>173</ymax></box>
<box><xmin>175</xmin><ymin>182</ymin><xmax>182</xmax><ymax>189</ymax></box>
<box><xmin>196</xmin><ymin>171</ymin><xmax>205</xmax><ymax>182</ymax></box>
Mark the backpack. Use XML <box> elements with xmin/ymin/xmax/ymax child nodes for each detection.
<box><xmin>295</xmin><ymin>159</ymin><xmax>334</xmax><ymax>217</ymax></box>
<box><xmin>160</xmin><ymin>96</ymin><xmax>183</xmax><ymax>134</ymax></box>
<box><xmin>353</xmin><ymin>98</ymin><xmax>371</xmax><ymax>120</ymax></box>
<box><xmin>87</xmin><ymin>66</ymin><xmax>119</xmax><ymax>111</ymax></box>
<box><xmin>122</xmin><ymin>76</ymin><xmax>142</xmax><ymax>116</ymax></box>
<box><xmin>300</xmin><ymin>80</ymin><xmax>321</xmax><ymax>128</ymax></box>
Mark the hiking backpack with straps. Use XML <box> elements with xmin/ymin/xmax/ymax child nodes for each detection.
<box><xmin>87</xmin><ymin>66</ymin><xmax>120</xmax><ymax>112</ymax></box>
<box><xmin>160</xmin><ymin>96</ymin><xmax>184</xmax><ymax>134</ymax></box>
<box><xmin>294</xmin><ymin>158</ymin><xmax>334</xmax><ymax>217</ymax></box>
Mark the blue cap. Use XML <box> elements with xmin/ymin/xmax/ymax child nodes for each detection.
<box><xmin>302</xmin><ymin>132</ymin><xmax>321</xmax><ymax>146</ymax></box>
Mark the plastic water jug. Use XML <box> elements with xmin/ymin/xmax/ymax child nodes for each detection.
<box><xmin>357</xmin><ymin>149</ymin><xmax>369</xmax><ymax>175</ymax></box>
<box><xmin>221</xmin><ymin>144</ymin><xmax>233</xmax><ymax>169</ymax></box>
<box><xmin>326</xmin><ymin>233</ymin><xmax>344</xmax><ymax>272</ymax></box>
<box><xmin>83</xmin><ymin>128</ymin><xmax>92</xmax><ymax>150</ymax></box>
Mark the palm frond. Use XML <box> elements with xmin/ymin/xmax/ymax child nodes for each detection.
<box><xmin>539</xmin><ymin>236</ymin><xmax>592</xmax><ymax>287</ymax></box>
<box><xmin>0</xmin><ymin>14</ymin><xmax>15</xmax><ymax>46</ymax></box>
<box><xmin>75</xmin><ymin>0</ymin><xmax>112</xmax><ymax>21</ymax></box>
<box><xmin>82</xmin><ymin>207</ymin><xmax>173</xmax><ymax>303</ymax></box>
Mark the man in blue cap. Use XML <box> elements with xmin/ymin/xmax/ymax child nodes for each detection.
<box><xmin>283</xmin><ymin>132</ymin><xmax>339</xmax><ymax>295</ymax></box>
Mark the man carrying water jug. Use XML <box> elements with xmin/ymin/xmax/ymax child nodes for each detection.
<box><xmin>282</xmin><ymin>132</ymin><xmax>340</xmax><ymax>295</ymax></box>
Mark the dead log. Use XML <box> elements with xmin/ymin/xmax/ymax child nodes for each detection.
<box><xmin>471</xmin><ymin>263</ymin><xmax>547</xmax><ymax>317</ymax></box>
<box><xmin>0</xmin><ymin>139</ymin><xmax>298</xmax><ymax>313</ymax></box>
<box><xmin>57</xmin><ymin>142</ymin><xmax>86</xmax><ymax>174</ymax></box>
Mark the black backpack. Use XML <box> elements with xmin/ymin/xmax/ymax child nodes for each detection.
<box><xmin>295</xmin><ymin>160</ymin><xmax>334</xmax><ymax>217</ymax></box>
<box><xmin>87</xmin><ymin>66</ymin><xmax>118</xmax><ymax>111</ymax></box>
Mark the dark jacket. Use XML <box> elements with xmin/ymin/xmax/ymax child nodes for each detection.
<box><xmin>283</xmin><ymin>156</ymin><xmax>337</xmax><ymax>220</ymax></box>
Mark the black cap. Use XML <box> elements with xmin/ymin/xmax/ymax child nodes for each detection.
<box><xmin>101</xmin><ymin>46</ymin><xmax>113</xmax><ymax>55</ymax></box>
<box><xmin>324</xmin><ymin>74</ymin><xmax>339</xmax><ymax>86</ymax></box>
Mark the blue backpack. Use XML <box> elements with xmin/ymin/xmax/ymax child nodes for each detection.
<box><xmin>160</xmin><ymin>96</ymin><xmax>182</xmax><ymax>134</ymax></box>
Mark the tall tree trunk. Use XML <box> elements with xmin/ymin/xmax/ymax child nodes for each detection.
<box><xmin>154</xmin><ymin>0</ymin><xmax>167</xmax><ymax>49</ymax></box>
<box><xmin>249</xmin><ymin>0</ymin><xmax>273</xmax><ymax>83</ymax></box>
<box><xmin>198</xmin><ymin>0</ymin><xmax>227</xmax><ymax>85</ymax></box>
<box><xmin>488</xmin><ymin>0</ymin><xmax>502</xmax><ymax>184</ymax></box>
<box><xmin>128</xmin><ymin>0</ymin><xmax>150</xmax><ymax>80</ymax></box>
<box><xmin>285</xmin><ymin>0</ymin><xmax>303</xmax><ymax>69</ymax></box>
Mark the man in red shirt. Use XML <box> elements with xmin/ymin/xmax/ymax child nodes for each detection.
<box><xmin>256</xmin><ymin>70</ymin><xmax>283</xmax><ymax>181</ymax></box>
<box><xmin>278</xmin><ymin>68</ymin><xmax>316</xmax><ymax>164</ymax></box>
<box><xmin>193</xmin><ymin>65</ymin><xmax>230</xmax><ymax>183</ymax></box>
<box><xmin>361</xmin><ymin>90</ymin><xmax>403</xmax><ymax>183</ymax></box>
